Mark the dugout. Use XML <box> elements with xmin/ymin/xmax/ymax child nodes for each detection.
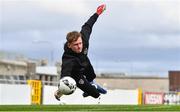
<box><xmin>169</xmin><ymin>71</ymin><xmax>180</xmax><ymax>92</ymax></box>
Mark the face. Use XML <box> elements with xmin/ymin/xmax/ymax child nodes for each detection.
<box><xmin>68</xmin><ymin>37</ymin><xmax>83</xmax><ymax>53</ymax></box>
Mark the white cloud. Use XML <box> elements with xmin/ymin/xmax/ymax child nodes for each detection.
<box><xmin>145</xmin><ymin>34</ymin><xmax>180</xmax><ymax>48</ymax></box>
<box><xmin>37</xmin><ymin>0</ymin><xmax>91</xmax><ymax>16</ymax></box>
<box><xmin>1</xmin><ymin>0</ymin><xmax>180</xmax><ymax>75</ymax></box>
<box><xmin>104</xmin><ymin>0</ymin><xmax>180</xmax><ymax>33</ymax></box>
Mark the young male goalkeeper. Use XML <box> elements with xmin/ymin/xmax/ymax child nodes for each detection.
<box><xmin>55</xmin><ymin>4</ymin><xmax>107</xmax><ymax>100</ymax></box>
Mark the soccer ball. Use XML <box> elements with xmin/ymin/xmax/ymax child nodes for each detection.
<box><xmin>58</xmin><ymin>76</ymin><xmax>77</xmax><ymax>95</ymax></box>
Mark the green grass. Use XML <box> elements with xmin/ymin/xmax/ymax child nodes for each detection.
<box><xmin>0</xmin><ymin>105</ymin><xmax>180</xmax><ymax>111</ymax></box>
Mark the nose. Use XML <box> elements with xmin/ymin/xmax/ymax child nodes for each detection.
<box><xmin>77</xmin><ymin>43</ymin><xmax>81</xmax><ymax>48</ymax></box>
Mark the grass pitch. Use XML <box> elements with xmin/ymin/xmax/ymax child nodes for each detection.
<box><xmin>0</xmin><ymin>105</ymin><xmax>180</xmax><ymax>112</ymax></box>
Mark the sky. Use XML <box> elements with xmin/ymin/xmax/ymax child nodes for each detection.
<box><xmin>0</xmin><ymin>0</ymin><xmax>180</xmax><ymax>76</ymax></box>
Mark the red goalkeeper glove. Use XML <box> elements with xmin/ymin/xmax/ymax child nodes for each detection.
<box><xmin>96</xmin><ymin>4</ymin><xmax>106</xmax><ymax>15</ymax></box>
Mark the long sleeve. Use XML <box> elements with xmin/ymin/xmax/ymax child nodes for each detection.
<box><xmin>80</xmin><ymin>13</ymin><xmax>99</xmax><ymax>44</ymax></box>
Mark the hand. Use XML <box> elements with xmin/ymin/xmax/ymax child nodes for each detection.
<box><xmin>54</xmin><ymin>89</ymin><xmax>63</xmax><ymax>101</ymax></box>
<box><xmin>96</xmin><ymin>4</ymin><xmax>106</xmax><ymax>15</ymax></box>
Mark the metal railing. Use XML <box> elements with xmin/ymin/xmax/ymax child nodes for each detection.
<box><xmin>0</xmin><ymin>78</ymin><xmax>58</xmax><ymax>86</ymax></box>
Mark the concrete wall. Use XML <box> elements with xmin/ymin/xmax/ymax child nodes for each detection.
<box><xmin>1</xmin><ymin>83</ymin><xmax>169</xmax><ymax>105</ymax></box>
<box><xmin>0</xmin><ymin>84</ymin><xmax>139</xmax><ymax>105</ymax></box>
<box><xmin>96</xmin><ymin>77</ymin><xmax>168</xmax><ymax>92</ymax></box>
<box><xmin>43</xmin><ymin>85</ymin><xmax>139</xmax><ymax>105</ymax></box>
<box><xmin>0</xmin><ymin>84</ymin><xmax>31</xmax><ymax>105</ymax></box>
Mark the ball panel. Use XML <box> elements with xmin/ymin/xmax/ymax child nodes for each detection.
<box><xmin>58</xmin><ymin>76</ymin><xmax>77</xmax><ymax>95</ymax></box>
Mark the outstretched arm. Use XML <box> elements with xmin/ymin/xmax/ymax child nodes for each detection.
<box><xmin>80</xmin><ymin>4</ymin><xmax>106</xmax><ymax>43</ymax></box>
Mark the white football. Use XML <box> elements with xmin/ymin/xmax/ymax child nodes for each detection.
<box><xmin>58</xmin><ymin>76</ymin><xmax>77</xmax><ymax>95</ymax></box>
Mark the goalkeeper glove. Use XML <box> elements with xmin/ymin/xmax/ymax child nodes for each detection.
<box><xmin>96</xmin><ymin>4</ymin><xmax>106</xmax><ymax>15</ymax></box>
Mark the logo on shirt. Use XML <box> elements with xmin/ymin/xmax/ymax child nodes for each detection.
<box><xmin>78</xmin><ymin>79</ymin><xmax>84</xmax><ymax>84</ymax></box>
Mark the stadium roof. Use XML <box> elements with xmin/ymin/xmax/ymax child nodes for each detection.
<box><xmin>0</xmin><ymin>59</ymin><xmax>27</xmax><ymax>66</ymax></box>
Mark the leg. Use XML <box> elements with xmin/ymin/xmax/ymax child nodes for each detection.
<box><xmin>77</xmin><ymin>78</ymin><xmax>100</xmax><ymax>98</ymax></box>
<box><xmin>90</xmin><ymin>81</ymin><xmax>107</xmax><ymax>94</ymax></box>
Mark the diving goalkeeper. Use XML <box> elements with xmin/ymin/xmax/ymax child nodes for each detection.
<box><xmin>55</xmin><ymin>4</ymin><xmax>107</xmax><ymax>100</ymax></box>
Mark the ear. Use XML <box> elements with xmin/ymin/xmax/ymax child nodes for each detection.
<box><xmin>67</xmin><ymin>43</ymin><xmax>71</xmax><ymax>48</ymax></box>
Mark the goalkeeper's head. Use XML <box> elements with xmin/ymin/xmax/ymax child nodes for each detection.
<box><xmin>66</xmin><ymin>31</ymin><xmax>83</xmax><ymax>54</ymax></box>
